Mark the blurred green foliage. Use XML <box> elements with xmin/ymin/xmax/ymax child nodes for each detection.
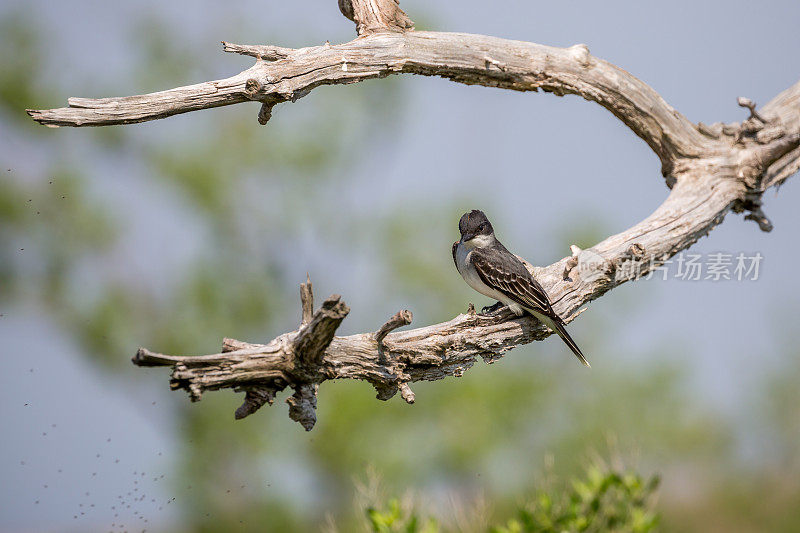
<box><xmin>366</xmin><ymin>499</ymin><xmax>440</xmax><ymax>533</ymax></box>
<box><xmin>492</xmin><ymin>465</ymin><xmax>659</xmax><ymax>533</ymax></box>
<box><xmin>362</xmin><ymin>460</ymin><xmax>658</xmax><ymax>533</ymax></box>
<box><xmin>0</xmin><ymin>11</ymin><xmax>57</xmax><ymax>127</ymax></box>
<box><xmin>2</xmin><ymin>7</ymin><xmax>800</xmax><ymax>533</ymax></box>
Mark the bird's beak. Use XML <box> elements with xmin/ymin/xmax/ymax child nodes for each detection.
<box><xmin>460</xmin><ymin>233</ymin><xmax>474</xmax><ymax>243</ymax></box>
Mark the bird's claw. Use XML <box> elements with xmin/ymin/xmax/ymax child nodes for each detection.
<box><xmin>480</xmin><ymin>301</ymin><xmax>505</xmax><ymax>315</ymax></box>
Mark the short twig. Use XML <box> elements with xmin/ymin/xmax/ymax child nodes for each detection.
<box><xmin>300</xmin><ymin>274</ymin><xmax>314</xmax><ymax>326</ymax></box>
<box><xmin>375</xmin><ymin>310</ymin><xmax>413</xmax><ymax>346</ymax></box>
<box><xmin>398</xmin><ymin>383</ymin><xmax>416</xmax><ymax>404</ymax></box>
<box><xmin>221</xmin><ymin>41</ymin><xmax>293</xmax><ymax>61</ymax></box>
<box><xmin>737</xmin><ymin>96</ymin><xmax>769</xmax><ymax>124</ymax></box>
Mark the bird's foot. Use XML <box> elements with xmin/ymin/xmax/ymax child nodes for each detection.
<box><xmin>480</xmin><ymin>301</ymin><xmax>505</xmax><ymax>316</ymax></box>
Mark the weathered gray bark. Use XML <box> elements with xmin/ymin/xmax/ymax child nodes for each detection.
<box><xmin>28</xmin><ymin>0</ymin><xmax>800</xmax><ymax>429</ymax></box>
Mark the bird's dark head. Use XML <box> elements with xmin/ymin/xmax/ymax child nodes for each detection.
<box><xmin>458</xmin><ymin>209</ymin><xmax>494</xmax><ymax>246</ymax></box>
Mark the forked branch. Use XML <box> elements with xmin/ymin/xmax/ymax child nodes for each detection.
<box><xmin>131</xmin><ymin>117</ymin><xmax>798</xmax><ymax>430</ymax></box>
<box><xmin>26</xmin><ymin>1</ymin><xmax>800</xmax><ymax>428</ymax></box>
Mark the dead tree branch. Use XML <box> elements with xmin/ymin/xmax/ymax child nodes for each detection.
<box><xmin>26</xmin><ymin>1</ymin><xmax>800</xmax><ymax>428</ymax></box>
<box><xmin>338</xmin><ymin>0</ymin><xmax>414</xmax><ymax>34</ymax></box>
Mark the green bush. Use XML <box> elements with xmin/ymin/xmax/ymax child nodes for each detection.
<box><xmin>365</xmin><ymin>462</ymin><xmax>659</xmax><ymax>533</ymax></box>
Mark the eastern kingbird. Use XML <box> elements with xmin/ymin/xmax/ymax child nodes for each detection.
<box><xmin>453</xmin><ymin>209</ymin><xmax>590</xmax><ymax>367</ymax></box>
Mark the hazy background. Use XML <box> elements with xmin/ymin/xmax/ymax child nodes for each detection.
<box><xmin>1</xmin><ymin>1</ymin><xmax>799</xmax><ymax>531</ymax></box>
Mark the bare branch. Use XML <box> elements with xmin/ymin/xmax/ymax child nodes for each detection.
<box><xmin>131</xmin><ymin>136</ymin><xmax>786</xmax><ymax>427</ymax></box>
<box><xmin>28</xmin><ymin>31</ymin><xmax>716</xmax><ymax>171</ymax></box>
<box><xmin>25</xmin><ymin>3</ymin><xmax>800</xmax><ymax>428</ymax></box>
<box><xmin>27</xmin><ymin>69</ymin><xmax>257</xmax><ymax>127</ymax></box>
<box><xmin>130</xmin><ymin>77</ymin><xmax>799</xmax><ymax>427</ymax></box>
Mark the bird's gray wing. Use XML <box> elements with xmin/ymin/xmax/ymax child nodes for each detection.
<box><xmin>471</xmin><ymin>247</ymin><xmax>555</xmax><ymax>316</ymax></box>
<box><xmin>472</xmin><ymin>246</ymin><xmax>589</xmax><ymax>367</ymax></box>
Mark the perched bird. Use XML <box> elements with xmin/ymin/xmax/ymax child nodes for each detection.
<box><xmin>452</xmin><ymin>209</ymin><xmax>590</xmax><ymax>367</ymax></box>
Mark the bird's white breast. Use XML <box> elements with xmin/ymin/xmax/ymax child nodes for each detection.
<box><xmin>455</xmin><ymin>242</ymin><xmax>513</xmax><ymax>305</ymax></box>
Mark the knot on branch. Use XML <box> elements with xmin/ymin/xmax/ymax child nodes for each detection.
<box><xmin>568</xmin><ymin>44</ymin><xmax>592</xmax><ymax>68</ymax></box>
<box><xmin>243</xmin><ymin>76</ymin><xmax>284</xmax><ymax>125</ymax></box>
<box><xmin>626</xmin><ymin>243</ymin><xmax>646</xmax><ymax>259</ymax></box>
<box><xmin>245</xmin><ymin>78</ymin><xmax>262</xmax><ymax>99</ymax></box>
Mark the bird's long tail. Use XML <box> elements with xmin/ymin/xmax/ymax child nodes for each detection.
<box><xmin>541</xmin><ymin>315</ymin><xmax>591</xmax><ymax>367</ymax></box>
